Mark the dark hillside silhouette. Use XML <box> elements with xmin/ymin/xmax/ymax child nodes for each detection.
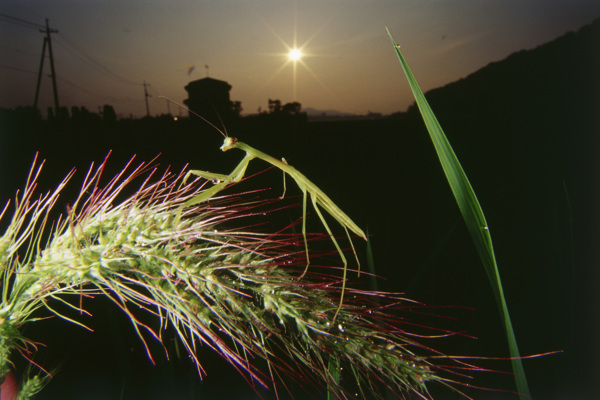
<box><xmin>407</xmin><ymin>17</ymin><xmax>599</xmax><ymax>153</ymax></box>
<box><xmin>399</xmin><ymin>18</ymin><xmax>600</xmax><ymax>398</ymax></box>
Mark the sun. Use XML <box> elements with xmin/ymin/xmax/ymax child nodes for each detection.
<box><xmin>288</xmin><ymin>48</ymin><xmax>302</xmax><ymax>61</ymax></box>
<box><xmin>256</xmin><ymin>12</ymin><xmax>335</xmax><ymax>103</ymax></box>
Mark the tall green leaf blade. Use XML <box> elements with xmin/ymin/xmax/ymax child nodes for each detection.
<box><xmin>386</xmin><ymin>28</ymin><xmax>530</xmax><ymax>398</ymax></box>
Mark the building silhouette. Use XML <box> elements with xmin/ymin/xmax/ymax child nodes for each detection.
<box><xmin>183</xmin><ymin>77</ymin><xmax>236</xmax><ymax>124</ymax></box>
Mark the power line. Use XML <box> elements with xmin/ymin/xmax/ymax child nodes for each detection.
<box><xmin>58</xmin><ymin>76</ymin><xmax>144</xmax><ymax>103</ymax></box>
<box><xmin>0</xmin><ymin>64</ymin><xmax>37</xmax><ymax>75</ymax></box>
<box><xmin>0</xmin><ymin>12</ymin><xmax>45</xmax><ymax>30</ymax></box>
<box><xmin>0</xmin><ymin>43</ymin><xmax>39</xmax><ymax>56</ymax></box>
<box><xmin>54</xmin><ymin>33</ymin><xmax>143</xmax><ymax>86</ymax></box>
<box><xmin>0</xmin><ymin>64</ymin><xmax>144</xmax><ymax>103</ymax></box>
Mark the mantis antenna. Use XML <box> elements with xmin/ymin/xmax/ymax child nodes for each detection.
<box><xmin>160</xmin><ymin>95</ymin><xmax>366</xmax><ymax>323</ymax></box>
<box><xmin>158</xmin><ymin>95</ymin><xmax>228</xmax><ymax>138</ymax></box>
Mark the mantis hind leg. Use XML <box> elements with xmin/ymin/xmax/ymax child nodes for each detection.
<box><xmin>345</xmin><ymin>226</ymin><xmax>360</xmax><ymax>277</ymax></box>
<box><xmin>300</xmin><ymin>189</ymin><xmax>310</xmax><ymax>277</ymax></box>
<box><xmin>309</xmin><ymin>195</ymin><xmax>348</xmax><ymax>323</ymax></box>
<box><xmin>280</xmin><ymin>158</ymin><xmax>288</xmax><ymax>199</ymax></box>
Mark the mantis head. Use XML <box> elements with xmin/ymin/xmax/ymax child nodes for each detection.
<box><xmin>220</xmin><ymin>137</ymin><xmax>238</xmax><ymax>152</ymax></box>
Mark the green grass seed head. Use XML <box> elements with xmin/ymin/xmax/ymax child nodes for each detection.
<box><xmin>0</xmin><ymin>156</ymin><xmax>501</xmax><ymax>399</ymax></box>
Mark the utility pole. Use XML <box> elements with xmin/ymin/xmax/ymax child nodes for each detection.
<box><xmin>34</xmin><ymin>18</ymin><xmax>59</xmax><ymax>113</ymax></box>
<box><xmin>143</xmin><ymin>80</ymin><xmax>151</xmax><ymax>117</ymax></box>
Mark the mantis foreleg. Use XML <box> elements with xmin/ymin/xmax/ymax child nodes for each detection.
<box><xmin>185</xmin><ymin>153</ymin><xmax>255</xmax><ymax>207</ymax></box>
<box><xmin>184</xmin><ymin>181</ymin><xmax>229</xmax><ymax>206</ymax></box>
<box><xmin>184</xmin><ymin>170</ymin><xmax>230</xmax><ymax>183</ymax></box>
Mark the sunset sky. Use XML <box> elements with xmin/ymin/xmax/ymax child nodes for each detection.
<box><xmin>1</xmin><ymin>0</ymin><xmax>599</xmax><ymax>118</ymax></box>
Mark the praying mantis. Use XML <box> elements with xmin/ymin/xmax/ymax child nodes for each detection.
<box><xmin>161</xmin><ymin>97</ymin><xmax>367</xmax><ymax>321</ymax></box>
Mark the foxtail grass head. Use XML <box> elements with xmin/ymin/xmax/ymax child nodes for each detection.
<box><xmin>1</xmin><ymin>154</ymin><xmax>495</xmax><ymax>399</ymax></box>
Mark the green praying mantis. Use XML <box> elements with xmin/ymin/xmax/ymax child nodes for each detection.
<box><xmin>161</xmin><ymin>97</ymin><xmax>366</xmax><ymax>321</ymax></box>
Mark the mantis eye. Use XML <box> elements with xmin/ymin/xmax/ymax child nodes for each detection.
<box><xmin>221</xmin><ymin>137</ymin><xmax>238</xmax><ymax>151</ymax></box>
<box><xmin>223</xmin><ymin>137</ymin><xmax>237</xmax><ymax>146</ymax></box>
